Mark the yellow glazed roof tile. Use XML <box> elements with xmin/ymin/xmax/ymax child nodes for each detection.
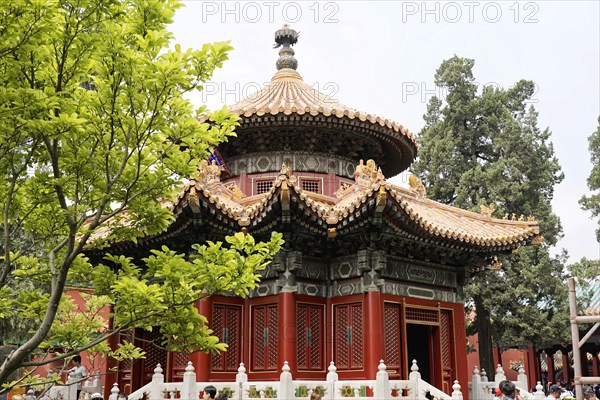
<box><xmin>228</xmin><ymin>68</ymin><xmax>418</xmax><ymax>147</ymax></box>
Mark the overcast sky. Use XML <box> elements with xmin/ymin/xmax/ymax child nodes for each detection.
<box><xmin>170</xmin><ymin>0</ymin><xmax>600</xmax><ymax>263</ymax></box>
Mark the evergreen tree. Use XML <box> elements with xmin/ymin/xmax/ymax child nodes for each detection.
<box><xmin>412</xmin><ymin>56</ymin><xmax>568</xmax><ymax>375</ymax></box>
<box><xmin>580</xmin><ymin>117</ymin><xmax>600</xmax><ymax>240</ymax></box>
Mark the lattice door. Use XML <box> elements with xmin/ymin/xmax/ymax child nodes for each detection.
<box><xmin>440</xmin><ymin>310</ymin><xmax>455</xmax><ymax>394</ymax></box>
<box><xmin>141</xmin><ymin>328</ymin><xmax>168</xmax><ymax>386</ymax></box>
<box><xmin>384</xmin><ymin>303</ymin><xmax>402</xmax><ymax>371</ymax></box>
<box><xmin>211</xmin><ymin>304</ymin><xmax>243</xmax><ymax>372</ymax></box>
<box><xmin>297</xmin><ymin>303</ymin><xmax>324</xmax><ymax>371</ymax></box>
<box><xmin>169</xmin><ymin>350</ymin><xmax>190</xmax><ymax>382</ymax></box>
<box><xmin>251</xmin><ymin>304</ymin><xmax>279</xmax><ymax>371</ymax></box>
<box><xmin>117</xmin><ymin>330</ymin><xmax>135</xmax><ymax>394</ymax></box>
<box><xmin>333</xmin><ymin>303</ymin><xmax>363</xmax><ymax>370</ymax></box>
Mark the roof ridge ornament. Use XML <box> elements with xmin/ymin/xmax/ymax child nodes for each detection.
<box><xmin>195</xmin><ymin>159</ymin><xmax>221</xmax><ymax>187</ymax></box>
<box><xmin>274</xmin><ymin>24</ymin><xmax>299</xmax><ymax>71</ymax></box>
<box><xmin>354</xmin><ymin>159</ymin><xmax>385</xmax><ymax>188</ymax></box>
<box><xmin>408</xmin><ymin>174</ymin><xmax>427</xmax><ymax>198</ymax></box>
<box><xmin>479</xmin><ymin>203</ymin><xmax>495</xmax><ymax>218</ymax></box>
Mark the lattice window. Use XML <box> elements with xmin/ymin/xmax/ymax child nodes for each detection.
<box><xmin>211</xmin><ymin>304</ymin><xmax>242</xmax><ymax>372</ymax></box>
<box><xmin>251</xmin><ymin>304</ymin><xmax>278</xmax><ymax>371</ymax></box>
<box><xmin>405</xmin><ymin>307</ymin><xmax>439</xmax><ymax>323</ymax></box>
<box><xmin>255</xmin><ymin>180</ymin><xmax>273</xmax><ymax>195</ymax></box>
<box><xmin>297</xmin><ymin>303</ymin><xmax>324</xmax><ymax>371</ymax></box>
<box><xmin>384</xmin><ymin>303</ymin><xmax>401</xmax><ymax>369</ymax></box>
<box><xmin>301</xmin><ymin>180</ymin><xmax>321</xmax><ymax>193</ymax></box>
<box><xmin>333</xmin><ymin>303</ymin><xmax>363</xmax><ymax>370</ymax></box>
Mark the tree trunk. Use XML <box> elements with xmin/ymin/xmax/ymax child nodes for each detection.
<box><xmin>475</xmin><ymin>294</ymin><xmax>494</xmax><ymax>375</ymax></box>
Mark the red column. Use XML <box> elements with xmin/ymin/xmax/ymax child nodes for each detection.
<box><xmin>279</xmin><ymin>291</ymin><xmax>297</xmax><ymax>375</ymax></box>
<box><xmin>525</xmin><ymin>345</ymin><xmax>539</xmax><ymax>389</ymax></box>
<box><xmin>365</xmin><ymin>291</ymin><xmax>383</xmax><ymax>380</ymax></box>
<box><xmin>103</xmin><ymin>307</ymin><xmax>118</xmax><ymax>399</ymax></box>
<box><xmin>561</xmin><ymin>352</ymin><xmax>570</xmax><ymax>383</ymax></box>
<box><xmin>547</xmin><ymin>353</ymin><xmax>555</xmax><ymax>384</ymax></box>
<box><xmin>452</xmin><ymin>303</ymin><xmax>469</xmax><ymax>399</ymax></box>
<box><xmin>196</xmin><ymin>298</ymin><xmax>211</xmax><ymax>381</ymax></box>
<box><xmin>592</xmin><ymin>351</ymin><xmax>599</xmax><ymax>377</ymax></box>
<box><xmin>580</xmin><ymin>351</ymin><xmax>589</xmax><ymax>376</ymax></box>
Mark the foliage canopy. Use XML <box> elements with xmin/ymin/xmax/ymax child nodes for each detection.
<box><xmin>0</xmin><ymin>0</ymin><xmax>284</xmax><ymax>390</ymax></box>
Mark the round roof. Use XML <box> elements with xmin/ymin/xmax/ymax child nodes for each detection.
<box><xmin>222</xmin><ymin>25</ymin><xmax>419</xmax><ymax>177</ymax></box>
<box><xmin>230</xmin><ymin>69</ymin><xmax>416</xmax><ymax>139</ymax></box>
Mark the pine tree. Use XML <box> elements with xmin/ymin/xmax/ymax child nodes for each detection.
<box><xmin>580</xmin><ymin>117</ymin><xmax>600</xmax><ymax>240</ymax></box>
<box><xmin>412</xmin><ymin>56</ymin><xmax>568</xmax><ymax>375</ymax></box>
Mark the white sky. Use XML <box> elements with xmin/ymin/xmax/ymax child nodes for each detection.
<box><xmin>170</xmin><ymin>0</ymin><xmax>600</xmax><ymax>263</ymax></box>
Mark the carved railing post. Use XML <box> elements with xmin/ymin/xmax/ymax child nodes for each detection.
<box><xmin>109</xmin><ymin>382</ymin><xmax>120</xmax><ymax>400</ymax></box>
<box><xmin>326</xmin><ymin>362</ymin><xmax>338</xmax><ymax>400</ymax></box>
<box><xmin>494</xmin><ymin>364</ymin><xmax>506</xmax><ymax>384</ymax></box>
<box><xmin>149</xmin><ymin>364</ymin><xmax>164</xmax><ymax>400</ymax></box>
<box><xmin>471</xmin><ymin>366</ymin><xmax>481</xmax><ymax>400</ymax></box>
<box><xmin>182</xmin><ymin>362</ymin><xmax>198</xmax><ymax>400</ymax></box>
<box><xmin>516</xmin><ymin>366</ymin><xmax>528</xmax><ymax>392</ymax></box>
<box><xmin>409</xmin><ymin>360</ymin><xmax>421</xmax><ymax>400</ymax></box>
<box><xmin>236</xmin><ymin>363</ymin><xmax>248</xmax><ymax>400</ymax></box>
<box><xmin>374</xmin><ymin>360</ymin><xmax>390</xmax><ymax>400</ymax></box>
<box><xmin>280</xmin><ymin>362</ymin><xmax>294</xmax><ymax>400</ymax></box>
<box><xmin>534</xmin><ymin>382</ymin><xmax>545</xmax><ymax>400</ymax></box>
<box><xmin>452</xmin><ymin>380</ymin><xmax>463</xmax><ymax>400</ymax></box>
<box><xmin>481</xmin><ymin>368</ymin><xmax>488</xmax><ymax>382</ymax></box>
<box><xmin>67</xmin><ymin>369</ymin><xmax>78</xmax><ymax>400</ymax></box>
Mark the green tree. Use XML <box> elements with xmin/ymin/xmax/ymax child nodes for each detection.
<box><xmin>580</xmin><ymin>117</ymin><xmax>600</xmax><ymax>240</ymax></box>
<box><xmin>0</xmin><ymin>0</ymin><xmax>284</xmax><ymax>389</ymax></box>
<box><xmin>412</xmin><ymin>56</ymin><xmax>568</xmax><ymax>375</ymax></box>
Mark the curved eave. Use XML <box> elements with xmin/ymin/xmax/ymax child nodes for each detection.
<box><xmin>224</xmin><ymin>112</ymin><xmax>418</xmax><ymax>176</ymax></box>
<box><xmin>88</xmin><ymin>176</ymin><xmax>541</xmax><ymax>256</ymax></box>
<box><xmin>382</xmin><ymin>184</ymin><xmax>541</xmax><ymax>251</ymax></box>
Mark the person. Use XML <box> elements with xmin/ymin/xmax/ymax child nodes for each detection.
<box><xmin>495</xmin><ymin>380</ymin><xmax>510</xmax><ymax>400</ymax></box>
<box><xmin>546</xmin><ymin>384</ymin><xmax>564</xmax><ymax>400</ymax></box>
<box><xmin>515</xmin><ymin>388</ymin><xmax>522</xmax><ymax>400</ymax></box>
<box><xmin>203</xmin><ymin>386</ymin><xmax>217</xmax><ymax>400</ymax></box>
<box><xmin>216</xmin><ymin>394</ymin><xmax>228</xmax><ymax>400</ymax></box>
<box><xmin>69</xmin><ymin>355</ymin><xmax>87</xmax><ymax>400</ymax></box>
<box><xmin>500</xmin><ymin>381</ymin><xmax>516</xmax><ymax>400</ymax></box>
<box><xmin>90</xmin><ymin>393</ymin><xmax>103</xmax><ymax>400</ymax></box>
<box><xmin>117</xmin><ymin>393</ymin><xmax>127</xmax><ymax>400</ymax></box>
<box><xmin>493</xmin><ymin>387</ymin><xmax>503</xmax><ymax>400</ymax></box>
<box><xmin>310</xmin><ymin>393</ymin><xmax>322</xmax><ymax>400</ymax></box>
<box><xmin>584</xmin><ymin>388</ymin><xmax>597</xmax><ymax>400</ymax></box>
<box><xmin>560</xmin><ymin>382</ymin><xmax>574</xmax><ymax>400</ymax></box>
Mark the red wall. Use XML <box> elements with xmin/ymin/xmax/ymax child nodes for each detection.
<box><xmin>466</xmin><ymin>333</ymin><xmax>536</xmax><ymax>384</ymax></box>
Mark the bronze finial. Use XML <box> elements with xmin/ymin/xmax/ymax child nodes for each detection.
<box><xmin>274</xmin><ymin>24</ymin><xmax>300</xmax><ymax>71</ymax></box>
